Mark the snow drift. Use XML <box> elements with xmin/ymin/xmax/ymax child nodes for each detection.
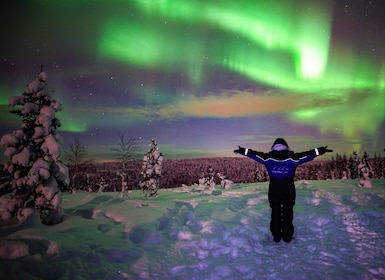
<box><xmin>0</xmin><ymin>180</ymin><xmax>384</xmax><ymax>279</ymax></box>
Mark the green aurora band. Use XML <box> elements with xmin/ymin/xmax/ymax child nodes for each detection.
<box><xmin>97</xmin><ymin>0</ymin><xmax>384</xmax><ymax>146</ymax></box>
<box><xmin>134</xmin><ymin>0</ymin><xmax>332</xmax><ymax>81</ymax></box>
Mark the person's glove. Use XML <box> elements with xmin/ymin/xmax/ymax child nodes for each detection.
<box><xmin>234</xmin><ymin>146</ymin><xmax>246</xmax><ymax>155</ymax></box>
<box><xmin>317</xmin><ymin>146</ymin><xmax>333</xmax><ymax>155</ymax></box>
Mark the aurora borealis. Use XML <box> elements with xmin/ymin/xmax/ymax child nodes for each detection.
<box><xmin>0</xmin><ymin>0</ymin><xmax>384</xmax><ymax>161</ymax></box>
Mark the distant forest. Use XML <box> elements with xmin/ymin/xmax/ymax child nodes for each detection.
<box><xmin>61</xmin><ymin>153</ymin><xmax>384</xmax><ymax>192</ymax></box>
<box><xmin>1</xmin><ymin>153</ymin><xmax>384</xmax><ymax>192</ymax></box>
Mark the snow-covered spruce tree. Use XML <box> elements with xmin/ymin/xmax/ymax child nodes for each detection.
<box><xmin>354</xmin><ymin>151</ymin><xmax>373</xmax><ymax>188</ymax></box>
<box><xmin>139</xmin><ymin>138</ymin><xmax>163</xmax><ymax>197</ymax></box>
<box><xmin>0</xmin><ymin>71</ymin><xmax>69</xmax><ymax>225</ymax></box>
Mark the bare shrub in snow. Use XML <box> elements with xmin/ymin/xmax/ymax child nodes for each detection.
<box><xmin>112</xmin><ymin>134</ymin><xmax>139</xmax><ymax>171</ymax></box>
<box><xmin>63</xmin><ymin>138</ymin><xmax>93</xmax><ymax>174</ymax></box>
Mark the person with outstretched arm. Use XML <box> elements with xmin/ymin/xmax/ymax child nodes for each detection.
<box><xmin>234</xmin><ymin>138</ymin><xmax>333</xmax><ymax>243</ymax></box>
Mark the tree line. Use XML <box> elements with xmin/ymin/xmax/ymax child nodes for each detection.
<box><xmin>63</xmin><ymin>152</ymin><xmax>384</xmax><ymax>192</ymax></box>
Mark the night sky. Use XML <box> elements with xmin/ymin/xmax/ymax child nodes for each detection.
<box><xmin>0</xmin><ymin>0</ymin><xmax>384</xmax><ymax>162</ymax></box>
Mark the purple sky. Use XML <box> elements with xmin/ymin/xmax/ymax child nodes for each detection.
<box><xmin>0</xmin><ymin>0</ymin><xmax>384</xmax><ymax>162</ymax></box>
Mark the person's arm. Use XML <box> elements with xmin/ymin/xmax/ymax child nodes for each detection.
<box><xmin>233</xmin><ymin>146</ymin><xmax>268</xmax><ymax>164</ymax></box>
<box><xmin>295</xmin><ymin>146</ymin><xmax>333</xmax><ymax>163</ymax></box>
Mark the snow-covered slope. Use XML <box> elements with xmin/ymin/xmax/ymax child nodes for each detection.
<box><xmin>0</xmin><ymin>180</ymin><xmax>384</xmax><ymax>279</ymax></box>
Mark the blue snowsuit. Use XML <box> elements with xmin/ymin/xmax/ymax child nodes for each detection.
<box><xmin>242</xmin><ymin>146</ymin><xmax>320</xmax><ymax>242</ymax></box>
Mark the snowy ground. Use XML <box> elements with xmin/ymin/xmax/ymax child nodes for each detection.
<box><xmin>0</xmin><ymin>180</ymin><xmax>385</xmax><ymax>280</ymax></box>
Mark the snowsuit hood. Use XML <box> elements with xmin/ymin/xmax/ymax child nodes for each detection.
<box><xmin>271</xmin><ymin>138</ymin><xmax>289</xmax><ymax>151</ymax></box>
